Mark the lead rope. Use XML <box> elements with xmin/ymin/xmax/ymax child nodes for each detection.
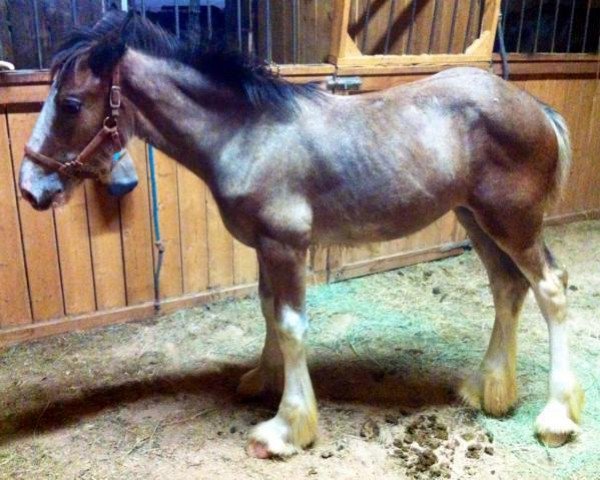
<box><xmin>147</xmin><ymin>144</ymin><xmax>165</xmax><ymax>311</ymax></box>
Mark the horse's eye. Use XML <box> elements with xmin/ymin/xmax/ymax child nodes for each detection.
<box><xmin>61</xmin><ymin>97</ymin><xmax>82</xmax><ymax>115</ymax></box>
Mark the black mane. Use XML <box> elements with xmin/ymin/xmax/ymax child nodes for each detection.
<box><xmin>52</xmin><ymin>10</ymin><xmax>322</xmax><ymax>117</ymax></box>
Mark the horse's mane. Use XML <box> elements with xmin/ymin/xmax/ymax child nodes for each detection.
<box><xmin>51</xmin><ymin>10</ymin><xmax>322</xmax><ymax>118</ymax></box>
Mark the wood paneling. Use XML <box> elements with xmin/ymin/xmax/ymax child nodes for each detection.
<box><xmin>7</xmin><ymin>108</ymin><xmax>64</xmax><ymax>322</ymax></box>
<box><xmin>0</xmin><ymin>107</ymin><xmax>31</xmax><ymax>326</ymax></box>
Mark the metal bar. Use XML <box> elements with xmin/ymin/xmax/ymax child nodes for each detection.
<box><xmin>582</xmin><ymin>0</ymin><xmax>592</xmax><ymax>53</ymax></box>
<box><xmin>265</xmin><ymin>0</ymin><xmax>272</xmax><ymax>62</ymax></box>
<box><xmin>141</xmin><ymin>0</ymin><xmax>146</xmax><ymax>17</ymax></box>
<box><xmin>533</xmin><ymin>0</ymin><xmax>544</xmax><ymax>53</ymax></box>
<box><xmin>463</xmin><ymin>0</ymin><xmax>476</xmax><ymax>52</ymax></box>
<box><xmin>361</xmin><ymin>0</ymin><xmax>372</xmax><ymax>53</ymax></box>
<box><xmin>502</xmin><ymin>0</ymin><xmax>511</xmax><ymax>34</ymax></box>
<box><xmin>384</xmin><ymin>0</ymin><xmax>397</xmax><ymax>54</ymax></box>
<box><xmin>550</xmin><ymin>0</ymin><xmax>560</xmax><ymax>53</ymax></box>
<box><xmin>447</xmin><ymin>0</ymin><xmax>459</xmax><ymax>53</ymax></box>
<box><xmin>70</xmin><ymin>0</ymin><xmax>78</xmax><ymax>27</ymax></box>
<box><xmin>247</xmin><ymin>0</ymin><xmax>253</xmax><ymax>55</ymax></box>
<box><xmin>292</xmin><ymin>0</ymin><xmax>299</xmax><ymax>63</ymax></box>
<box><xmin>236</xmin><ymin>0</ymin><xmax>242</xmax><ymax>51</ymax></box>
<box><xmin>515</xmin><ymin>0</ymin><xmax>526</xmax><ymax>52</ymax></box>
<box><xmin>566</xmin><ymin>0</ymin><xmax>576</xmax><ymax>52</ymax></box>
<box><xmin>428</xmin><ymin>0</ymin><xmax>439</xmax><ymax>54</ymax></box>
<box><xmin>174</xmin><ymin>0</ymin><xmax>180</xmax><ymax>39</ymax></box>
<box><xmin>406</xmin><ymin>0</ymin><xmax>418</xmax><ymax>54</ymax></box>
<box><xmin>31</xmin><ymin>0</ymin><xmax>43</xmax><ymax>69</ymax></box>
<box><xmin>207</xmin><ymin>0</ymin><xmax>213</xmax><ymax>40</ymax></box>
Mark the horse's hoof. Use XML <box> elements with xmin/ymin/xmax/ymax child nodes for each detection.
<box><xmin>459</xmin><ymin>369</ymin><xmax>516</xmax><ymax>417</ymax></box>
<box><xmin>246</xmin><ymin>418</ymin><xmax>298</xmax><ymax>459</ymax></box>
<box><xmin>536</xmin><ymin>377</ymin><xmax>584</xmax><ymax>447</ymax></box>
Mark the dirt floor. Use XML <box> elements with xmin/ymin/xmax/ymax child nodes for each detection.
<box><xmin>1</xmin><ymin>220</ymin><xmax>599</xmax><ymax>480</ymax></box>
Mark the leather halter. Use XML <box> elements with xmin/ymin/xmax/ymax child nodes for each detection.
<box><xmin>24</xmin><ymin>68</ymin><xmax>124</xmax><ymax>179</ymax></box>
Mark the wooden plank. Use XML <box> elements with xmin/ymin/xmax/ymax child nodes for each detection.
<box><xmin>119</xmin><ymin>138</ymin><xmax>154</xmax><ymax>305</ymax></box>
<box><xmin>7</xmin><ymin>108</ymin><xmax>63</xmax><ymax>321</ymax></box>
<box><xmin>53</xmin><ymin>183</ymin><xmax>96</xmax><ymax>315</ymax></box>
<box><xmin>85</xmin><ymin>182</ymin><xmax>127</xmax><ymax>310</ymax></box>
<box><xmin>152</xmin><ymin>149</ymin><xmax>183</xmax><ymax>299</ymax></box>
<box><xmin>177</xmin><ymin>164</ymin><xmax>209</xmax><ymax>294</ymax></box>
<box><xmin>0</xmin><ymin>282</ymin><xmax>258</xmax><ymax>348</ymax></box>
<box><xmin>0</xmin><ymin>106</ymin><xmax>31</xmax><ymax>326</ymax></box>
<box><xmin>206</xmin><ymin>189</ymin><xmax>234</xmax><ymax>288</ymax></box>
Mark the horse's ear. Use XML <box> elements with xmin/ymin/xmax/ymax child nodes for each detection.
<box><xmin>88</xmin><ymin>39</ymin><xmax>126</xmax><ymax>78</ymax></box>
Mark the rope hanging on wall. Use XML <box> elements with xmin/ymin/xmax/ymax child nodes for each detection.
<box><xmin>147</xmin><ymin>144</ymin><xmax>165</xmax><ymax>312</ymax></box>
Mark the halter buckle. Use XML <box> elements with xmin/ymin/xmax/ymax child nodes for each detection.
<box><xmin>109</xmin><ymin>85</ymin><xmax>121</xmax><ymax>109</ymax></box>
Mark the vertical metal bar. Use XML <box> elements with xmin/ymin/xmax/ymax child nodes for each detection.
<box><xmin>428</xmin><ymin>0</ymin><xmax>440</xmax><ymax>54</ymax></box>
<box><xmin>265</xmin><ymin>0</ymin><xmax>272</xmax><ymax>62</ymax></box>
<box><xmin>550</xmin><ymin>0</ymin><xmax>560</xmax><ymax>53</ymax></box>
<box><xmin>566</xmin><ymin>0</ymin><xmax>576</xmax><ymax>52</ymax></box>
<box><xmin>174</xmin><ymin>0</ymin><xmax>180</xmax><ymax>39</ymax></box>
<box><xmin>247</xmin><ymin>0</ymin><xmax>253</xmax><ymax>55</ymax></box>
<box><xmin>292</xmin><ymin>0</ymin><xmax>299</xmax><ymax>62</ymax></box>
<box><xmin>582</xmin><ymin>0</ymin><xmax>592</xmax><ymax>52</ymax></box>
<box><xmin>406</xmin><ymin>0</ymin><xmax>418</xmax><ymax>54</ymax></box>
<box><xmin>121</xmin><ymin>0</ymin><xmax>128</xmax><ymax>12</ymax></box>
<box><xmin>70</xmin><ymin>0</ymin><xmax>78</xmax><ymax>27</ymax></box>
<box><xmin>447</xmin><ymin>0</ymin><xmax>459</xmax><ymax>53</ymax></box>
<box><xmin>31</xmin><ymin>0</ymin><xmax>43</xmax><ymax>69</ymax></box>
<box><xmin>141</xmin><ymin>0</ymin><xmax>146</xmax><ymax>17</ymax></box>
<box><xmin>533</xmin><ymin>0</ymin><xmax>544</xmax><ymax>53</ymax></box>
<box><xmin>502</xmin><ymin>0</ymin><xmax>511</xmax><ymax>34</ymax></box>
<box><xmin>236</xmin><ymin>0</ymin><xmax>242</xmax><ymax>51</ymax></box>
<box><xmin>515</xmin><ymin>0</ymin><xmax>526</xmax><ymax>52</ymax></box>
<box><xmin>384</xmin><ymin>0</ymin><xmax>397</xmax><ymax>54</ymax></box>
<box><xmin>207</xmin><ymin>0</ymin><xmax>213</xmax><ymax>39</ymax></box>
<box><xmin>463</xmin><ymin>0</ymin><xmax>476</xmax><ymax>52</ymax></box>
<box><xmin>361</xmin><ymin>0</ymin><xmax>372</xmax><ymax>53</ymax></box>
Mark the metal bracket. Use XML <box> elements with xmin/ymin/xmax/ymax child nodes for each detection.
<box><xmin>326</xmin><ymin>76</ymin><xmax>363</xmax><ymax>93</ymax></box>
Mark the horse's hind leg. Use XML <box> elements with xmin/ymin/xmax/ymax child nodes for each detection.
<box><xmin>237</xmin><ymin>261</ymin><xmax>284</xmax><ymax>398</ymax></box>
<box><xmin>455</xmin><ymin>207</ymin><xmax>530</xmax><ymax>416</ymax></box>
<box><xmin>469</xmin><ymin>207</ymin><xmax>583</xmax><ymax>447</ymax></box>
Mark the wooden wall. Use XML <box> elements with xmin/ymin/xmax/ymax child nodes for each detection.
<box><xmin>0</xmin><ymin>60</ymin><xmax>599</xmax><ymax>346</ymax></box>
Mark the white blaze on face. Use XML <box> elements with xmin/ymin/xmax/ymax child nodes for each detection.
<box><xmin>19</xmin><ymin>83</ymin><xmax>67</xmax><ymax>208</ymax></box>
<box><xmin>29</xmin><ymin>84</ymin><xmax>58</xmax><ymax>150</ymax></box>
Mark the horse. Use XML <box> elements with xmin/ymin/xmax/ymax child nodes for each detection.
<box><xmin>18</xmin><ymin>12</ymin><xmax>583</xmax><ymax>458</ymax></box>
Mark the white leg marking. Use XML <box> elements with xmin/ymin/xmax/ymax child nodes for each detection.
<box><xmin>532</xmin><ymin>272</ymin><xmax>584</xmax><ymax>447</ymax></box>
<box><xmin>248</xmin><ymin>305</ymin><xmax>318</xmax><ymax>458</ymax></box>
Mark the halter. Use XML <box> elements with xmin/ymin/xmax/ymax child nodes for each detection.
<box><xmin>24</xmin><ymin>68</ymin><xmax>124</xmax><ymax>179</ymax></box>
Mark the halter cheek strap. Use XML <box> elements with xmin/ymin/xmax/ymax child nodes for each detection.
<box><xmin>24</xmin><ymin>68</ymin><xmax>123</xmax><ymax>179</ymax></box>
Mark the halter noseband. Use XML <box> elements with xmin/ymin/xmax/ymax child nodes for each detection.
<box><xmin>24</xmin><ymin>68</ymin><xmax>124</xmax><ymax>179</ymax></box>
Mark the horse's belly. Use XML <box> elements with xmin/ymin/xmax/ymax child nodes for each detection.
<box><xmin>311</xmin><ymin>196</ymin><xmax>454</xmax><ymax>246</ymax></box>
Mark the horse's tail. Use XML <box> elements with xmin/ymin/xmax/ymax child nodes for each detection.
<box><xmin>540</xmin><ymin>103</ymin><xmax>572</xmax><ymax>202</ymax></box>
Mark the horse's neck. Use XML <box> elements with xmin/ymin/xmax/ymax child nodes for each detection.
<box><xmin>121</xmin><ymin>50</ymin><xmax>244</xmax><ymax>184</ymax></box>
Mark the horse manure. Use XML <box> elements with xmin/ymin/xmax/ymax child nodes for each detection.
<box><xmin>360</xmin><ymin>418</ymin><xmax>380</xmax><ymax>440</ymax></box>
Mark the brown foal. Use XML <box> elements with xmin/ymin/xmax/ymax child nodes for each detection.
<box><xmin>18</xmin><ymin>13</ymin><xmax>583</xmax><ymax>457</ymax></box>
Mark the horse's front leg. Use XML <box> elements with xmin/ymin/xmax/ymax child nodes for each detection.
<box><xmin>247</xmin><ymin>238</ymin><xmax>317</xmax><ymax>458</ymax></box>
<box><xmin>237</xmin><ymin>261</ymin><xmax>284</xmax><ymax>397</ymax></box>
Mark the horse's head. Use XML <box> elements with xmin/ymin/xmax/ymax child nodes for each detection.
<box><xmin>19</xmin><ymin>26</ymin><xmax>138</xmax><ymax>210</ymax></box>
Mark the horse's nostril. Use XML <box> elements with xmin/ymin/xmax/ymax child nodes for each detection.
<box><xmin>21</xmin><ymin>187</ymin><xmax>37</xmax><ymax>206</ymax></box>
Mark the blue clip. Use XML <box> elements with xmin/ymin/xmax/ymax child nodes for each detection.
<box><xmin>112</xmin><ymin>150</ymin><xmax>126</xmax><ymax>164</ymax></box>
